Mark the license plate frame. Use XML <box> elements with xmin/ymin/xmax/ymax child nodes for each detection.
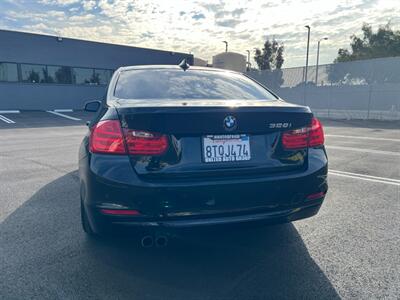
<box><xmin>202</xmin><ymin>134</ymin><xmax>251</xmax><ymax>163</ymax></box>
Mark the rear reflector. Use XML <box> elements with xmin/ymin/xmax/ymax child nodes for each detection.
<box><xmin>124</xmin><ymin>129</ymin><xmax>169</xmax><ymax>155</ymax></box>
<box><xmin>282</xmin><ymin>117</ymin><xmax>324</xmax><ymax>150</ymax></box>
<box><xmin>306</xmin><ymin>191</ymin><xmax>326</xmax><ymax>200</ymax></box>
<box><xmin>100</xmin><ymin>209</ymin><xmax>141</xmax><ymax>216</ymax></box>
<box><xmin>90</xmin><ymin>120</ymin><xmax>126</xmax><ymax>154</ymax></box>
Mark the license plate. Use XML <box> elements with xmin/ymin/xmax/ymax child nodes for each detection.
<box><xmin>202</xmin><ymin>134</ymin><xmax>251</xmax><ymax>163</ymax></box>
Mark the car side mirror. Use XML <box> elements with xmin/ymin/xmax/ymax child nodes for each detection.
<box><xmin>84</xmin><ymin>100</ymin><xmax>101</xmax><ymax>112</ymax></box>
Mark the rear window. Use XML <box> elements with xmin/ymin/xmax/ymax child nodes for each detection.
<box><xmin>114</xmin><ymin>69</ymin><xmax>277</xmax><ymax>100</ymax></box>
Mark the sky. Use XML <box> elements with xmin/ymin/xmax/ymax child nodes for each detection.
<box><xmin>0</xmin><ymin>0</ymin><xmax>399</xmax><ymax>68</ymax></box>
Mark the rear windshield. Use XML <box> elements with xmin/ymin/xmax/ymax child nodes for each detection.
<box><xmin>114</xmin><ymin>69</ymin><xmax>277</xmax><ymax>100</ymax></box>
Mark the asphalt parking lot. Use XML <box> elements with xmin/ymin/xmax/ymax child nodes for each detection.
<box><xmin>0</xmin><ymin>111</ymin><xmax>399</xmax><ymax>299</ymax></box>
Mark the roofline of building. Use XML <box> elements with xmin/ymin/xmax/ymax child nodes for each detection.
<box><xmin>0</xmin><ymin>28</ymin><xmax>192</xmax><ymax>57</ymax></box>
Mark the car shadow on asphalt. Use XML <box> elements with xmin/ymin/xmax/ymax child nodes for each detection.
<box><xmin>0</xmin><ymin>171</ymin><xmax>340</xmax><ymax>300</ymax></box>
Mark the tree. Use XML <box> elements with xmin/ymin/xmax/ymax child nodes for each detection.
<box><xmin>328</xmin><ymin>23</ymin><xmax>400</xmax><ymax>85</ymax></box>
<box><xmin>335</xmin><ymin>23</ymin><xmax>400</xmax><ymax>62</ymax></box>
<box><xmin>253</xmin><ymin>39</ymin><xmax>285</xmax><ymax>88</ymax></box>
<box><xmin>254</xmin><ymin>39</ymin><xmax>285</xmax><ymax>70</ymax></box>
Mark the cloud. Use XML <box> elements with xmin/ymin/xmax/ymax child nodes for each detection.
<box><xmin>192</xmin><ymin>12</ymin><xmax>205</xmax><ymax>20</ymax></box>
<box><xmin>0</xmin><ymin>0</ymin><xmax>399</xmax><ymax>68</ymax></box>
<box><xmin>215</xmin><ymin>19</ymin><xmax>242</xmax><ymax>28</ymax></box>
<box><xmin>82</xmin><ymin>0</ymin><xmax>96</xmax><ymax>11</ymax></box>
<box><xmin>38</xmin><ymin>0</ymin><xmax>80</xmax><ymax>5</ymax></box>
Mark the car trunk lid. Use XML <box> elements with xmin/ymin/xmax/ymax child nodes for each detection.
<box><xmin>115</xmin><ymin>99</ymin><xmax>312</xmax><ymax>180</ymax></box>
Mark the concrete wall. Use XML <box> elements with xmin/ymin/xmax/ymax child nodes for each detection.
<box><xmin>0</xmin><ymin>29</ymin><xmax>193</xmax><ymax>110</ymax></box>
<box><xmin>247</xmin><ymin>59</ymin><xmax>400</xmax><ymax>121</ymax></box>
<box><xmin>268</xmin><ymin>85</ymin><xmax>400</xmax><ymax>120</ymax></box>
<box><xmin>0</xmin><ymin>82</ymin><xmax>106</xmax><ymax>110</ymax></box>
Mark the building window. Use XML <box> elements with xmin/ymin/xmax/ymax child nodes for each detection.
<box><xmin>72</xmin><ymin>67</ymin><xmax>94</xmax><ymax>84</ymax></box>
<box><xmin>47</xmin><ymin>66</ymin><xmax>72</xmax><ymax>84</ymax></box>
<box><xmin>21</xmin><ymin>64</ymin><xmax>47</xmax><ymax>83</ymax></box>
<box><xmin>93</xmin><ymin>69</ymin><xmax>112</xmax><ymax>85</ymax></box>
<box><xmin>0</xmin><ymin>62</ymin><xmax>18</xmax><ymax>82</ymax></box>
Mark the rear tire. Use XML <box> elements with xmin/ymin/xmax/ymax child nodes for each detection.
<box><xmin>81</xmin><ymin>201</ymin><xmax>98</xmax><ymax>237</ymax></box>
<box><xmin>80</xmin><ymin>181</ymin><xmax>101</xmax><ymax>238</ymax></box>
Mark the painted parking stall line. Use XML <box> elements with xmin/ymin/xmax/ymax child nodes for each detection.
<box><xmin>325</xmin><ymin>134</ymin><xmax>400</xmax><ymax>143</ymax></box>
<box><xmin>46</xmin><ymin>110</ymin><xmax>81</xmax><ymax>121</ymax></box>
<box><xmin>326</xmin><ymin>145</ymin><xmax>400</xmax><ymax>156</ymax></box>
<box><xmin>0</xmin><ymin>110</ymin><xmax>20</xmax><ymax>114</ymax></box>
<box><xmin>329</xmin><ymin>170</ymin><xmax>400</xmax><ymax>186</ymax></box>
<box><xmin>54</xmin><ymin>109</ymin><xmax>74</xmax><ymax>113</ymax></box>
<box><xmin>0</xmin><ymin>114</ymin><xmax>16</xmax><ymax>124</ymax></box>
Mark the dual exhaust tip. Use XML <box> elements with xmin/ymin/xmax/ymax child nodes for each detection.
<box><xmin>141</xmin><ymin>235</ymin><xmax>168</xmax><ymax>248</ymax></box>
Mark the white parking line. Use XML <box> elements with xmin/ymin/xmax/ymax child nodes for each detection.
<box><xmin>329</xmin><ymin>170</ymin><xmax>400</xmax><ymax>186</ymax></box>
<box><xmin>326</xmin><ymin>134</ymin><xmax>400</xmax><ymax>143</ymax></box>
<box><xmin>330</xmin><ymin>169</ymin><xmax>400</xmax><ymax>183</ymax></box>
<box><xmin>54</xmin><ymin>109</ymin><xmax>73</xmax><ymax>113</ymax></box>
<box><xmin>46</xmin><ymin>110</ymin><xmax>81</xmax><ymax>121</ymax></box>
<box><xmin>0</xmin><ymin>115</ymin><xmax>16</xmax><ymax>124</ymax></box>
<box><xmin>0</xmin><ymin>110</ymin><xmax>20</xmax><ymax>114</ymax></box>
<box><xmin>326</xmin><ymin>145</ymin><xmax>400</xmax><ymax>156</ymax></box>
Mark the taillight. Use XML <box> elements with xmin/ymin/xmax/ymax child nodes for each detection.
<box><xmin>308</xmin><ymin>117</ymin><xmax>324</xmax><ymax>147</ymax></box>
<box><xmin>90</xmin><ymin>121</ymin><xmax>169</xmax><ymax>156</ymax></box>
<box><xmin>282</xmin><ymin>127</ymin><xmax>309</xmax><ymax>149</ymax></box>
<box><xmin>282</xmin><ymin>117</ymin><xmax>324</xmax><ymax>150</ymax></box>
<box><xmin>124</xmin><ymin>129</ymin><xmax>169</xmax><ymax>155</ymax></box>
<box><xmin>89</xmin><ymin>120</ymin><xmax>126</xmax><ymax>154</ymax></box>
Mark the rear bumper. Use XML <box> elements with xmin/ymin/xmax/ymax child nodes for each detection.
<box><xmin>79</xmin><ymin>147</ymin><xmax>328</xmax><ymax>233</ymax></box>
<box><xmin>111</xmin><ymin>201</ymin><xmax>323</xmax><ymax>228</ymax></box>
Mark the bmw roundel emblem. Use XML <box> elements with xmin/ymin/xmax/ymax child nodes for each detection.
<box><xmin>223</xmin><ymin>115</ymin><xmax>237</xmax><ymax>131</ymax></box>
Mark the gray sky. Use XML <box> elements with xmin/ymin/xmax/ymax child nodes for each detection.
<box><xmin>1</xmin><ymin>0</ymin><xmax>399</xmax><ymax>68</ymax></box>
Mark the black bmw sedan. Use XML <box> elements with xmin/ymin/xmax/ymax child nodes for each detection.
<box><xmin>79</xmin><ymin>63</ymin><xmax>328</xmax><ymax>242</ymax></box>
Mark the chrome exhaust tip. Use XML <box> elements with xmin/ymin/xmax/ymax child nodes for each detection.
<box><xmin>155</xmin><ymin>235</ymin><xmax>168</xmax><ymax>247</ymax></box>
<box><xmin>141</xmin><ymin>235</ymin><xmax>154</xmax><ymax>248</ymax></box>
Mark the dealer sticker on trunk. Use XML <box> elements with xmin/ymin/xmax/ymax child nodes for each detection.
<box><xmin>202</xmin><ymin>134</ymin><xmax>251</xmax><ymax>163</ymax></box>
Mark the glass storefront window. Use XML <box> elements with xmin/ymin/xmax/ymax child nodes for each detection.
<box><xmin>0</xmin><ymin>63</ymin><xmax>18</xmax><ymax>82</ymax></box>
<box><xmin>47</xmin><ymin>66</ymin><xmax>72</xmax><ymax>84</ymax></box>
<box><xmin>2</xmin><ymin>63</ymin><xmax>114</xmax><ymax>85</ymax></box>
<box><xmin>93</xmin><ymin>69</ymin><xmax>112</xmax><ymax>85</ymax></box>
<box><xmin>21</xmin><ymin>64</ymin><xmax>47</xmax><ymax>83</ymax></box>
<box><xmin>72</xmin><ymin>68</ymin><xmax>94</xmax><ymax>84</ymax></box>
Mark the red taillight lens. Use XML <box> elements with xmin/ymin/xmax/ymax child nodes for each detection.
<box><xmin>282</xmin><ymin>117</ymin><xmax>324</xmax><ymax>150</ymax></box>
<box><xmin>124</xmin><ymin>129</ymin><xmax>169</xmax><ymax>155</ymax></box>
<box><xmin>308</xmin><ymin>117</ymin><xmax>324</xmax><ymax>147</ymax></box>
<box><xmin>90</xmin><ymin>120</ymin><xmax>126</xmax><ymax>154</ymax></box>
<box><xmin>282</xmin><ymin>127</ymin><xmax>309</xmax><ymax>149</ymax></box>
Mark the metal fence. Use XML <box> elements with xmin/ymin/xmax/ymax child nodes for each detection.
<box><xmin>247</xmin><ymin>56</ymin><xmax>400</xmax><ymax>120</ymax></box>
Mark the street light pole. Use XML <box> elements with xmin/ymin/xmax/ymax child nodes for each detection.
<box><xmin>246</xmin><ymin>50</ymin><xmax>250</xmax><ymax>71</ymax></box>
<box><xmin>304</xmin><ymin>25</ymin><xmax>311</xmax><ymax>84</ymax></box>
<box><xmin>222</xmin><ymin>41</ymin><xmax>228</xmax><ymax>52</ymax></box>
<box><xmin>315</xmin><ymin>37</ymin><xmax>328</xmax><ymax>85</ymax></box>
<box><xmin>304</xmin><ymin>25</ymin><xmax>311</xmax><ymax>105</ymax></box>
